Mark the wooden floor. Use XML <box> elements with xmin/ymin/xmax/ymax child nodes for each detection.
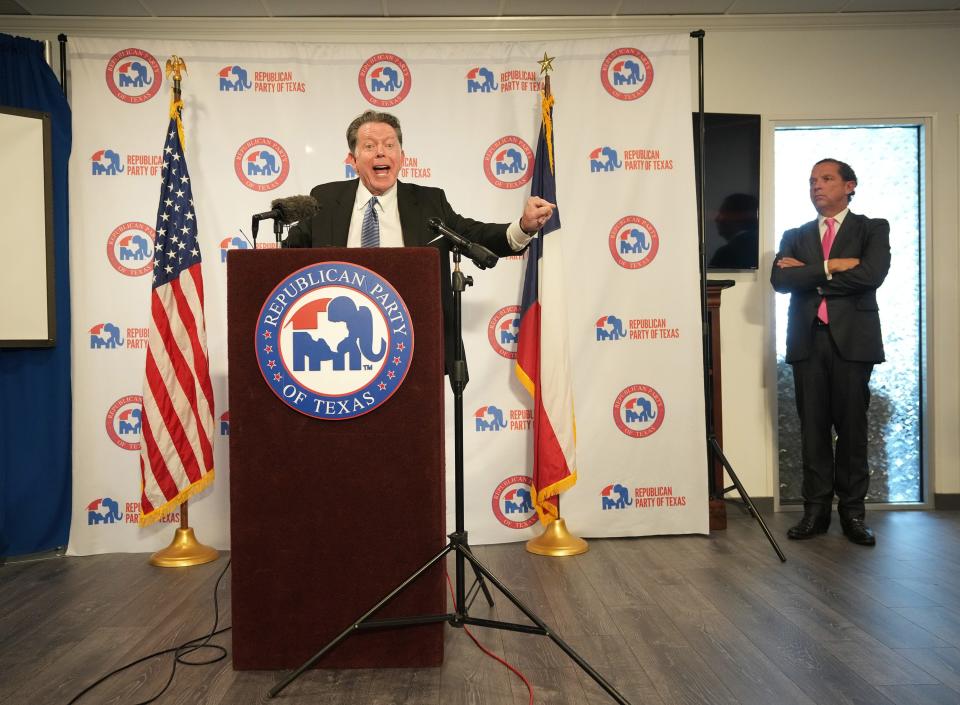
<box><xmin>2</xmin><ymin>509</ymin><xmax>960</xmax><ymax>705</ymax></box>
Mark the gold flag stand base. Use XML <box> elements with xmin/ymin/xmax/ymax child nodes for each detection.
<box><xmin>525</xmin><ymin>518</ymin><xmax>588</xmax><ymax>557</ymax></box>
<box><xmin>149</xmin><ymin>527</ymin><xmax>219</xmax><ymax>568</ymax></box>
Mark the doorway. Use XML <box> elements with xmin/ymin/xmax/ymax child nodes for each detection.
<box><xmin>773</xmin><ymin>123</ymin><xmax>925</xmax><ymax>506</ymax></box>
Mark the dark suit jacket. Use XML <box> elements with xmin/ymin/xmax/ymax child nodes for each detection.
<box><xmin>771</xmin><ymin>212</ymin><xmax>890</xmax><ymax>363</ymax></box>
<box><xmin>283</xmin><ymin>179</ymin><xmax>518</xmax><ymax>372</ymax></box>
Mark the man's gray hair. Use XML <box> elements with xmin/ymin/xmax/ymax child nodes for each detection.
<box><xmin>346</xmin><ymin>110</ymin><xmax>403</xmax><ymax>154</ymax></box>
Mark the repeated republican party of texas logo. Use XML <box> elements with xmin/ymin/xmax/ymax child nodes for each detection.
<box><xmin>105</xmin><ymin>48</ymin><xmax>162</xmax><ymax>104</ymax></box>
<box><xmin>600</xmin><ymin>48</ymin><xmax>654</xmax><ymax>101</ymax></box>
<box><xmin>255</xmin><ymin>262</ymin><xmax>413</xmax><ymax>420</ymax></box>
<box><xmin>358</xmin><ymin>53</ymin><xmax>411</xmax><ymax>107</ymax></box>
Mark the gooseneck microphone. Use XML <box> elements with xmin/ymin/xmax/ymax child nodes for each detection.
<box><xmin>252</xmin><ymin>195</ymin><xmax>321</xmax><ymax>242</ymax></box>
<box><xmin>427</xmin><ymin>218</ymin><xmax>499</xmax><ymax>270</ymax></box>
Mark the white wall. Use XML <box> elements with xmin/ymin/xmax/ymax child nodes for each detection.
<box><xmin>4</xmin><ymin>11</ymin><xmax>958</xmax><ymax>502</ymax></box>
<box><xmin>705</xmin><ymin>23</ymin><xmax>960</xmax><ymax>500</ymax></box>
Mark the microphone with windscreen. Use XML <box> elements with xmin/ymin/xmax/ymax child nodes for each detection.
<box><xmin>252</xmin><ymin>195</ymin><xmax>320</xmax><ymax>243</ymax></box>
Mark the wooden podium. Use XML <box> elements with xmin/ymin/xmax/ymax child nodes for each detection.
<box><xmin>227</xmin><ymin>248</ymin><xmax>446</xmax><ymax>669</ymax></box>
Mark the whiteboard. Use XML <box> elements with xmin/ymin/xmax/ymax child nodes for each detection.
<box><xmin>0</xmin><ymin>106</ymin><xmax>55</xmax><ymax>347</ymax></box>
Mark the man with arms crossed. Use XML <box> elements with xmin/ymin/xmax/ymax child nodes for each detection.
<box><xmin>772</xmin><ymin>158</ymin><xmax>890</xmax><ymax>546</ymax></box>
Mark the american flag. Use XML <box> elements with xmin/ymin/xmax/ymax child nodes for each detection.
<box><xmin>138</xmin><ymin>103</ymin><xmax>215</xmax><ymax>526</ymax></box>
<box><xmin>514</xmin><ymin>86</ymin><xmax>577</xmax><ymax>525</ymax></box>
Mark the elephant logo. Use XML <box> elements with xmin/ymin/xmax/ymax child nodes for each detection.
<box><xmin>499</xmin><ymin>318</ymin><xmax>519</xmax><ymax>345</ymax></box>
<box><xmin>91</xmin><ymin>149</ymin><xmax>125</xmax><ymax>175</ymax></box>
<box><xmin>219</xmin><ymin>64</ymin><xmax>253</xmax><ymax>91</ymax></box>
<box><xmin>220</xmin><ymin>411</ymin><xmax>230</xmax><ymax>436</ymax></box>
<box><xmin>358</xmin><ymin>53</ymin><xmax>412</xmax><ymax>107</ymax></box>
<box><xmin>118</xmin><ymin>408</ymin><xmax>142</xmax><ymax>435</ymax></box>
<box><xmin>87</xmin><ymin>497</ymin><xmax>124</xmax><ymax>525</ymax></box>
<box><xmin>105</xmin><ymin>48</ymin><xmax>161</xmax><ymax>103</ymax></box>
<box><xmin>503</xmin><ymin>487</ymin><xmax>534</xmax><ymax>514</ymax></box>
<box><xmin>608</xmin><ymin>216</ymin><xmax>660</xmax><ymax>270</ymax></box>
<box><xmin>483</xmin><ymin>136</ymin><xmax>534</xmax><ymax>190</ymax></box>
<box><xmin>118</xmin><ymin>234</ymin><xmax>151</xmax><ymax>261</ymax></box>
<box><xmin>257</xmin><ymin>262</ymin><xmax>413</xmax><ymax>420</ymax></box>
<box><xmin>105</xmin><ymin>394</ymin><xmax>144</xmax><ymax>450</ymax></box>
<box><xmin>234</xmin><ymin>137</ymin><xmax>289</xmax><ymax>192</ymax></box>
<box><xmin>106</xmin><ymin>222</ymin><xmax>155</xmax><ymax>277</ymax></box>
<box><xmin>495</xmin><ymin>148</ymin><xmax>526</xmax><ymax>176</ymax></box>
<box><xmin>246</xmin><ymin>150</ymin><xmax>281</xmax><ymax>176</ymax></box>
<box><xmin>595</xmin><ymin>315</ymin><xmax>627</xmax><ymax>341</ymax></box>
<box><xmin>220</xmin><ymin>235</ymin><xmax>250</xmax><ymax>263</ymax></box>
<box><xmin>370</xmin><ymin>66</ymin><xmax>403</xmax><ymax>92</ymax></box>
<box><xmin>466</xmin><ymin>67</ymin><xmax>499</xmax><ymax>93</ymax></box>
<box><xmin>619</xmin><ymin>228</ymin><xmax>651</xmax><ymax>255</ymax></box>
<box><xmin>600</xmin><ymin>47</ymin><xmax>654</xmax><ymax>101</ymax></box>
<box><xmin>589</xmin><ymin>146</ymin><xmax>622</xmax><ymax>173</ymax></box>
<box><xmin>118</xmin><ymin>61</ymin><xmax>151</xmax><ymax>87</ymax></box>
<box><xmin>287</xmin><ymin>296</ymin><xmax>387</xmax><ymax>373</ymax></box>
<box><xmin>89</xmin><ymin>322</ymin><xmax>125</xmax><ymax>349</ymax></box>
<box><xmin>600</xmin><ymin>483</ymin><xmax>634</xmax><ymax>510</ymax></box>
<box><xmin>612</xmin><ymin>60</ymin><xmax>643</xmax><ymax>86</ymax></box>
<box><xmin>624</xmin><ymin>397</ymin><xmax>656</xmax><ymax>423</ymax></box>
<box><xmin>487</xmin><ymin>305</ymin><xmax>522</xmax><ymax>359</ymax></box>
<box><xmin>613</xmin><ymin>384</ymin><xmax>665</xmax><ymax>438</ymax></box>
<box><xmin>491</xmin><ymin>475</ymin><xmax>538</xmax><ymax>529</ymax></box>
<box><xmin>474</xmin><ymin>405</ymin><xmax>508</xmax><ymax>432</ymax></box>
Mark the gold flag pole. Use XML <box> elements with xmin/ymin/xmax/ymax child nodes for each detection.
<box><xmin>149</xmin><ymin>56</ymin><xmax>218</xmax><ymax>568</ymax></box>
<box><xmin>524</xmin><ymin>53</ymin><xmax>588</xmax><ymax>558</ymax></box>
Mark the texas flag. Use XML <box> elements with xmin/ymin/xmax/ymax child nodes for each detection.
<box><xmin>514</xmin><ymin>88</ymin><xmax>577</xmax><ymax>525</ymax></box>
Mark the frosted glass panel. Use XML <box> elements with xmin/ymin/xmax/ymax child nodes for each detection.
<box><xmin>774</xmin><ymin>125</ymin><xmax>922</xmax><ymax>504</ymax></box>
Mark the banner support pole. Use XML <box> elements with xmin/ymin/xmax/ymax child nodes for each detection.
<box><xmin>691</xmin><ymin>29</ymin><xmax>785</xmax><ymax>562</ymax></box>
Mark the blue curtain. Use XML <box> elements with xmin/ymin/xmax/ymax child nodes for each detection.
<box><xmin>0</xmin><ymin>34</ymin><xmax>73</xmax><ymax>557</ymax></box>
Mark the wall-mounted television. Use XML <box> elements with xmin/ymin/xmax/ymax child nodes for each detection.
<box><xmin>692</xmin><ymin>112</ymin><xmax>761</xmax><ymax>272</ymax></box>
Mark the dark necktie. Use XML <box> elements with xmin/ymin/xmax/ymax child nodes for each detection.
<box><xmin>360</xmin><ymin>196</ymin><xmax>380</xmax><ymax>248</ymax></box>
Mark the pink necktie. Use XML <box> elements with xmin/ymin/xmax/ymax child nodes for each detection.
<box><xmin>818</xmin><ymin>217</ymin><xmax>836</xmax><ymax>324</ymax></box>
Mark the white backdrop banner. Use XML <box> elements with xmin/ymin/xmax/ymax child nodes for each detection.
<box><xmin>66</xmin><ymin>34</ymin><xmax>707</xmax><ymax>554</ymax></box>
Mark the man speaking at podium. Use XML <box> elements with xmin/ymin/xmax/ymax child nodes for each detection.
<box><xmin>283</xmin><ymin>109</ymin><xmax>555</xmax><ymax>373</ymax></box>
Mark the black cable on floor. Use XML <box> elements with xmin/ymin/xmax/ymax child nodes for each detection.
<box><xmin>67</xmin><ymin>557</ymin><xmax>232</xmax><ymax>704</ymax></box>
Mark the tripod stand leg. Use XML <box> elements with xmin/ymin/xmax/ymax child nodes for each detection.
<box><xmin>709</xmin><ymin>436</ymin><xmax>786</xmax><ymax>562</ymax></box>
<box><xmin>466</xmin><ymin>553</ymin><xmax>495</xmax><ymax>608</ymax></box>
<box><xmin>269</xmin><ymin>543</ymin><xmax>455</xmax><ymax>698</ymax></box>
<box><xmin>455</xmin><ymin>544</ymin><xmax>633</xmax><ymax>705</ymax></box>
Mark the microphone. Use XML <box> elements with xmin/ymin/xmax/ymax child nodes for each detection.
<box><xmin>427</xmin><ymin>218</ymin><xmax>499</xmax><ymax>270</ymax></box>
<box><xmin>271</xmin><ymin>195</ymin><xmax>321</xmax><ymax>224</ymax></box>
<box><xmin>252</xmin><ymin>195</ymin><xmax>320</xmax><ymax>242</ymax></box>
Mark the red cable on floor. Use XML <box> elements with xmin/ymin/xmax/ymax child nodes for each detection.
<box><xmin>445</xmin><ymin>572</ymin><xmax>535</xmax><ymax>705</ymax></box>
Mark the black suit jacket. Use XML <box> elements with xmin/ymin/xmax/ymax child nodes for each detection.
<box><xmin>771</xmin><ymin>212</ymin><xmax>890</xmax><ymax>363</ymax></box>
<box><xmin>283</xmin><ymin>179</ymin><xmax>518</xmax><ymax>372</ymax></box>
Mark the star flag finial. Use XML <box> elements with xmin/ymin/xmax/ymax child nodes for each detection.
<box><xmin>538</xmin><ymin>52</ymin><xmax>555</xmax><ymax>75</ymax></box>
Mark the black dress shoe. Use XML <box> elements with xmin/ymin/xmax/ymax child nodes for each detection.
<box><xmin>841</xmin><ymin>517</ymin><xmax>876</xmax><ymax>546</ymax></box>
<box><xmin>787</xmin><ymin>513</ymin><xmax>830</xmax><ymax>540</ymax></box>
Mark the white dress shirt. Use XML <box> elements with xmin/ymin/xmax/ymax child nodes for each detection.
<box><xmin>347</xmin><ymin>180</ymin><xmax>532</xmax><ymax>251</ymax></box>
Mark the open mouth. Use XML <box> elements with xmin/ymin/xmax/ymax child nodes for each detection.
<box><xmin>373</xmin><ymin>165</ymin><xmax>391</xmax><ymax>175</ymax></box>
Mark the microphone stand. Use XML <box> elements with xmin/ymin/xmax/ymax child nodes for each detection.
<box><xmin>270</xmin><ymin>244</ymin><xmax>632</xmax><ymax>705</ymax></box>
<box><xmin>250</xmin><ymin>213</ymin><xmax>285</xmax><ymax>248</ymax></box>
